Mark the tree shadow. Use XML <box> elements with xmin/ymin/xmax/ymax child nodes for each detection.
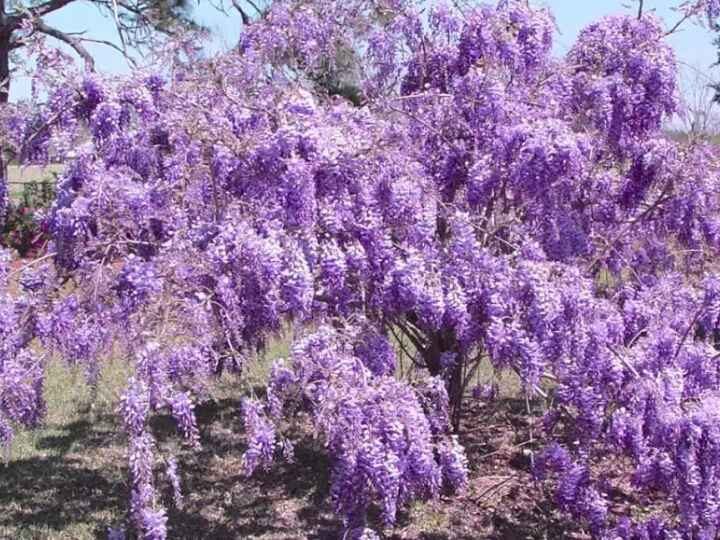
<box><xmin>0</xmin><ymin>389</ymin><xmax>586</xmax><ymax>539</ymax></box>
<box><xmin>1</xmin><ymin>393</ymin><xmax>344</xmax><ymax>538</ymax></box>
<box><xmin>0</xmin><ymin>452</ymin><xmax>127</xmax><ymax>537</ymax></box>
<box><xmin>166</xmin><ymin>403</ymin><xmax>342</xmax><ymax>539</ymax></box>
<box><xmin>34</xmin><ymin>415</ymin><xmax>119</xmax><ymax>455</ymax></box>
<box><xmin>35</xmin><ymin>419</ymin><xmax>94</xmax><ymax>454</ymax></box>
<box><xmin>490</xmin><ymin>503</ymin><xmax>581</xmax><ymax>540</ymax></box>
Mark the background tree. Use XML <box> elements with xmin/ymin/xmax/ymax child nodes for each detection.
<box><xmin>0</xmin><ymin>0</ymin><xmax>205</xmax><ymax>103</ymax></box>
<box><xmin>677</xmin><ymin>66</ymin><xmax>720</xmax><ymax>141</ymax></box>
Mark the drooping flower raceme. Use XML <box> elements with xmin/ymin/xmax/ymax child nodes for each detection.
<box><xmin>243</xmin><ymin>325</ymin><xmax>467</xmax><ymax>527</ymax></box>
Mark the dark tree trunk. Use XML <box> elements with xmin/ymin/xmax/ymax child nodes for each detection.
<box><xmin>0</xmin><ymin>0</ymin><xmax>9</xmax><ymax>224</ymax></box>
<box><xmin>0</xmin><ymin>51</ymin><xmax>7</xmax><ymax>103</ymax></box>
<box><xmin>1</xmin><ymin>0</ymin><xmax>14</xmax><ymax>223</ymax></box>
<box><xmin>0</xmin><ymin>0</ymin><xmax>9</xmax><ymax>103</ymax></box>
<box><xmin>0</xmin><ymin>33</ymin><xmax>9</xmax><ymax>226</ymax></box>
<box><xmin>421</xmin><ymin>326</ymin><xmax>465</xmax><ymax>431</ymax></box>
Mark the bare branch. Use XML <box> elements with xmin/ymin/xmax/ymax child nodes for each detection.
<box><xmin>8</xmin><ymin>251</ymin><xmax>57</xmax><ymax>279</ymax></box>
<box><xmin>673</xmin><ymin>306</ymin><xmax>705</xmax><ymax>361</ymax></box>
<box><xmin>395</xmin><ymin>319</ymin><xmax>428</xmax><ymax>357</ymax></box>
<box><xmin>666</xmin><ymin>12</ymin><xmax>693</xmax><ymax>35</ymax></box>
<box><xmin>637</xmin><ymin>0</ymin><xmax>644</xmax><ymax>19</ymax></box>
<box><xmin>388</xmin><ymin>324</ymin><xmax>424</xmax><ymax>368</ymax></box>
<box><xmin>230</xmin><ymin>0</ymin><xmax>251</xmax><ymax>25</ymax></box>
<box><xmin>34</xmin><ymin>20</ymin><xmax>95</xmax><ymax>70</ymax></box>
<box><xmin>606</xmin><ymin>344</ymin><xmax>641</xmax><ymax>379</ymax></box>
<box><xmin>207</xmin><ymin>0</ymin><xmax>231</xmax><ymax>16</ymax></box>
<box><xmin>588</xmin><ymin>180</ymin><xmax>673</xmax><ymax>273</ymax></box>
<box><xmin>78</xmin><ymin>36</ymin><xmax>139</xmax><ymax>66</ymax></box>
<box><xmin>109</xmin><ymin>0</ymin><xmax>131</xmax><ymax>60</ymax></box>
<box><xmin>245</xmin><ymin>0</ymin><xmax>265</xmax><ymax>16</ymax></box>
<box><xmin>28</xmin><ymin>0</ymin><xmax>75</xmax><ymax>18</ymax></box>
<box><xmin>472</xmin><ymin>475</ymin><xmax>517</xmax><ymax>503</ymax></box>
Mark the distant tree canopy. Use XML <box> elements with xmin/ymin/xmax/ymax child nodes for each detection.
<box><xmin>0</xmin><ymin>0</ymin><xmax>363</xmax><ymax>105</ymax></box>
<box><xmin>714</xmin><ymin>30</ymin><xmax>720</xmax><ymax>102</ymax></box>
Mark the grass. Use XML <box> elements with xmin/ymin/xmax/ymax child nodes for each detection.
<box><xmin>1</xmin><ymin>359</ymin><xmax>130</xmax><ymax>539</ymax></box>
<box><xmin>1</xmin><ymin>334</ymin><xmax>586</xmax><ymax>539</ymax></box>
<box><xmin>0</xmin><ymin>339</ymin><xmax>325</xmax><ymax>540</ymax></box>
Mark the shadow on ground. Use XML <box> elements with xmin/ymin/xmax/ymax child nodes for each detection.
<box><xmin>0</xmin><ymin>395</ymin><xmax>342</xmax><ymax>539</ymax></box>
<box><xmin>165</xmin><ymin>398</ymin><xmax>341</xmax><ymax>539</ymax></box>
<box><xmin>0</xmin><ymin>416</ymin><xmax>127</xmax><ymax>538</ymax></box>
<box><xmin>1</xmin><ymin>393</ymin><xmax>592</xmax><ymax>539</ymax></box>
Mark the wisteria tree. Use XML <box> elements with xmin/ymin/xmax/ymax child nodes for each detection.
<box><xmin>4</xmin><ymin>0</ymin><xmax>720</xmax><ymax>538</ymax></box>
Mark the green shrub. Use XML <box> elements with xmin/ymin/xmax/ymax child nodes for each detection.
<box><xmin>2</xmin><ymin>178</ymin><xmax>56</xmax><ymax>258</ymax></box>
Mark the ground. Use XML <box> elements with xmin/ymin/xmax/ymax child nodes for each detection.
<box><xmin>0</xmin><ymin>344</ymin><xmax>596</xmax><ymax>540</ymax></box>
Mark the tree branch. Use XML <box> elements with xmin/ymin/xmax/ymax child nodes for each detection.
<box><xmin>230</xmin><ymin>0</ymin><xmax>251</xmax><ymax>26</ymax></box>
<box><xmin>588</xmin><ymin>180</ymin><xmax>673</xmax><ymax>273</ymax></box>
<box><xmin>28</xmin><ymin>0</ymin><xmax>75</xmax><ymax>18</ymax></box>
<box><xmin>388</xmin><ymin>324</ymin><xmax>424</xmax><ymax>368</ymax></box>
<box><xmin>245</xmin><ymin>0</ymin><xmax>265</xmax><ymax>16</ymax></box>
<box><xmin>666</xmin><ymin>12</ymin><xmax>693</xmax><ymax>35</ymax></box>
<box><xmin>34</xmin><ymin>20</ymin><xmax>95</xmax><ymax>70</ymax></box>
<box><xmin>78</xmin><ymin>36</ymin><xmax>138</xmax><ymax>65</ymax></box>
<box><xmin>673</xmin><ymin>306</ymin><xmax>705</xmax><ymax>361</ymax></box>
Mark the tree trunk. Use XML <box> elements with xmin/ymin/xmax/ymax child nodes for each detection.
<box><xmin>420</xmin><ymin>326</ymin><xmax>465</xmax><ymax>431</ymax></box>
<box><xmin>0</xmin><ymin>45</ymin><xmax>7</xmax><ymax>103</ymax></box>
<box><xmin>0</xmin><ymin>32</ymin><xmax>9</xmax><ymax>227</ymax></box>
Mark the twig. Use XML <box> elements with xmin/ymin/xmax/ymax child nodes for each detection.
<box><xmin>230</xmin><ymin>0</ymin><xmax>251</xmax><ymax>25</ymax></box>
<box><xmin>245</xmin><ymin>0</ymin><xmax>265</xmax><ymax>16</ymax></box>
<box><xmin>389</xmin><ymin>92</ymin><xmax>453</xmax><ymax>102</ymax></box>
<box><xmin>476</xmin><ymin>439</ymin><xmax>535</xmax><ymax>461</ymax></box>
<box><xmin>7</xmin><ymin>251</ymin><xmax>56</xmax><ymax>279</ymax></box>
<box><xmin>385</xmin><ymin>104</ymin><xmax>458</xmax><ymax>148</ymax></box>
<box><xmin>673</xmin><ymin>306</ymin><xmax>704</xmax><ymax>361</ymax></box>
<box><xmin>388</xmin><ymin>324</ymin><xmax>423</xmax><ymax>369</ymax></box>
<box><xmin>77</xmin><ymin>37</ymin><xmax>138</xmax><ymax>67</ymax></box>
<box><xmin>606</xmin><ymin>344</ymin><xmax>641</xmax><ymax>379</ymax></box>
<box><xmin>474</xmin><ymin>475</ymin><xmax>517</xmax><ymax>503</ymax></box>
<box><xmin>525</xmin><ymin>391</ymin><xmax>535</xmax><ymax>469</ymax></box>
<box><xmin>588</xmin><ymin>182</ymin><xmax>673</xmax><ymax>273</ymax></box>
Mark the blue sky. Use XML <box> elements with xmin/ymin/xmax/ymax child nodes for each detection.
<box><xmin>8</xmin><ymin>0</ymin><xmax>719</xmax><ymax>100</ymax></box>
<box><xmin>549</xmin><ymin>1</ymin><xmax>717</xmax><ymax>72</ymax></box>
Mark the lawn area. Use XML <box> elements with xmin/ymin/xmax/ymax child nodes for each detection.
<box><xmin>1</xmin><ymin>359</ymin><xmax>130</xmax><ymax>539</ymax></box>
<box><xmin>0</xmin><ymin>337</ymin><xmax>585</xmax><ymax>539</ymax></box>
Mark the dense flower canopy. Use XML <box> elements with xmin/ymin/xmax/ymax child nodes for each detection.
<box><xmin>3</xmin><ymin>0</ymin><xmax>720</xmax><ymax>538</ymax></box>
